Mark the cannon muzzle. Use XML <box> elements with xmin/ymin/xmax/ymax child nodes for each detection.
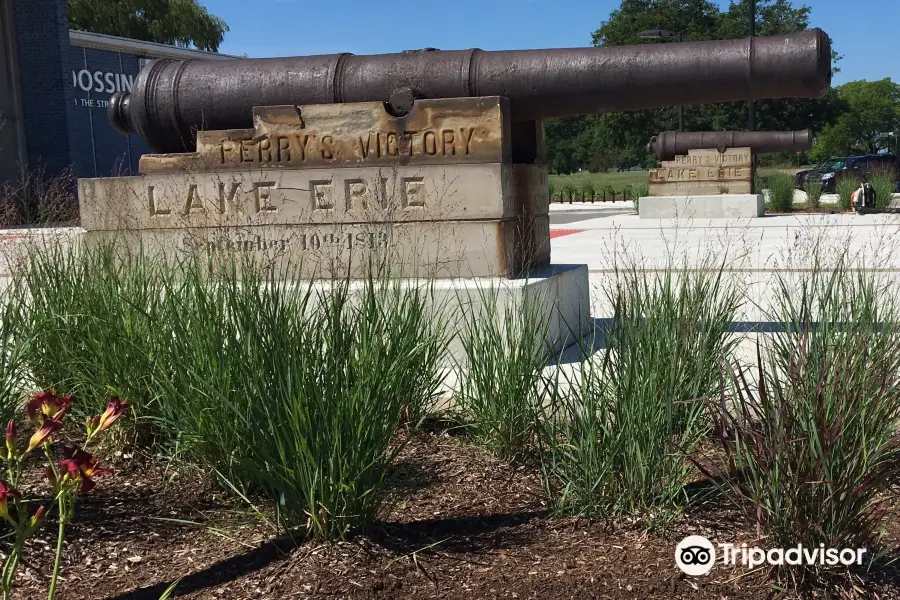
<box><xmin>647</xmin><ymin>130</ymin><xmax>813</xmax><ymax>160</ymax></box>
<box><xmin>110</xmin><ymin>29</ymin><xmax>832</xmax><ymax>154</ymax></box>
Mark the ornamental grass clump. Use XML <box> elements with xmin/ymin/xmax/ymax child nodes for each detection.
<box><xmin>836</xmin><ymin>177</ymin><xmax>860</xmax><ymax>210</ymax></box>
<box><xmin>701</xmin><ymin>252</ymin><xmax>900</xmax><ymax>587</ymax></box>
<box><xmin>538</xmin><ymin>262</ymin><xmax>743</xmax><ymax>524</ymax></box>
<box><xmin>14</xmin><ymin>239</ymin><xmax>167</xmax><ymax>422</ymax></box>
<box><xmin>767</xmin><ymin>171</ymin><xmax>796</xmax><ymax>212</ymax></box>
<box><xmin>868</xmin><ymin>167</ymin><xmax>897</xmax><ymax>208</ymax></box>
<box><xmin>0</xmin><ymin>391</ymin><xmax>127</xmax><ymax>599</ymax></box>
<box><xmin>155</xmin><ymin>259</ymin><xmax>448</xmax><ymax>540</ymax></box>
<box><xmin>803</xmin><ymin>179</ymin><xmax>823</xmax><ymax>208</ymax></box>
<box><xmin>456</xmin><ymin>287</ymin><xmax>552</xmax><ymax>461</ymax></box>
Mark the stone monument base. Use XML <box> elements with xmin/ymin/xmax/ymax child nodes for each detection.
<box><xmin>638</xmin><ymin>194</ymin><xmax>765</xmax><ymax>219</ymax></box>
<box><xmin>306</xmin><ymin>263</ymin><xmax>591</xmax><ymax>366</ymax></box>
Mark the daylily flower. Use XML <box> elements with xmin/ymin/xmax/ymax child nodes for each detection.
<box><xmin>5</xmin><ymin>420</ymin><xmax>16</xmax><ymax>460</ymax></box>
<box><xmin>24</xmin><ymin>505</ymin><xmax>46</xmax><ymax>536</ymax></box>
<box><xmin>0</xmin><ymin>481</ymin><xmax>20</xmax><ymax>522</ymax></box>
<box><xmin>25</xmin><ymin>391</ymin><xmax>71</xmax><ymax>426</ymax></box>
<box><xmin>57</xmin><ymin>449</ymin><xmax>108</xmax><ymax>493</ymax></box>
<box><xmin>94</xmin><ymin>397</ymin><xmax>129</xmax><ymax>434</ymax></box>
<box><xmin>27</xmin><ymin>414</ymin><xmax>64</xmax><ymax>453</ymax></box>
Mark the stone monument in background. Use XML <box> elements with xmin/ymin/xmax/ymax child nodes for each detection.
<box><xmin>639</xmin><ymin>129</ymin><xmax>813</xmax><ymax>219</ymax></box>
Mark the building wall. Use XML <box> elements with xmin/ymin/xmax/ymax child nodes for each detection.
<box><xmin>12</xmin><ymin>0</ymin><xmax>73</xmax><ymax>177</ymax></box>
<box><xmin>68</xmin><ymin>46</ymin><xmax>153</xmax><ymax>178</ymax></box>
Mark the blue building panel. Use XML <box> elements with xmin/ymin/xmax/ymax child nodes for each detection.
<box><xmin>67</xmin><ymin>46</ymin><xmax>151</xmax><ymax>178</ymax></box>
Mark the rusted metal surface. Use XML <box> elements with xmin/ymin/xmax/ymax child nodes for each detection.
<box><xmin>647</xmin><ymin>130</ymin><xmax>813</xmax><ymax>160</ymax></box>
<box><xmin>109</xmin><ymin>30</ymin><xmax>832</xmax><ymax>153</ymax></box>
<box><xmin>139</xmin><ymin>97</ymin><xmax>509</xmax><ymax>174</ymax></box>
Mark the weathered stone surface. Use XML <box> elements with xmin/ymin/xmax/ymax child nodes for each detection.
<box><xmin>139</xmin><ymin>97</ymin><xmax>510</xmax><ymax>174</ymax></box>
<box><xmin>638</xmin><ymin>193</ymin><xmax>764</xmax><ymax>219</ymax></box>
<box><xmin>648</xmin><ymin>180</ymin><xmax>753</xmax><ymax>196</ymax></box>
<box><xmin>649</xmin><ymin>147</ymin><xmax>753</xmax><ymax>197</ymax></box>
<box><xmin>79</xmin><ymin>164</ymin><xmax>516</xmax><ymax>231</ymax></box>
<box><xmin>83</xmin><ymin>218</ymin><xmax>530</xmax><ymax>278</ymax></box>
<box><xmin>512</xmin><ymin>164</ymin><xmax>550</xmax><ymax>266</ymax></box>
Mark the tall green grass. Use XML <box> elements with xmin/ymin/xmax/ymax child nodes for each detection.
<box><xmin>15</xmin><ymin>240</ymin><xmax>448</xmax><ymax>539</ymax></box>
<box><xmin>706</xmin><ymin>250</ymin><xmax>900</xmax><ymax>586</ymax></box>
<box><xmin>767</xmin><ymin>172</ymin><xmax>796</xmax><ymax>212</ymax></box>
<box><xmin>836</xmin><ymin>177</ymin><xmax>860</xmax><ymax>211</ymax></box>
<box><xmin>13</xmin><ymin>240</ymin><xmax>167</xmax><ymax>424</ymax></box>
<box><xmin>539</xmin><ymin>264</ymin><xmax>743</xmax><ymax>524</ymax></box>
<box><xmin>455</xmin><ymin>288</ymin><xmax>551</xmax><ymax>460</ymax></box>
<box><xmin>0</xmin><ymin>284</ymin><xmax>31</xmax><ymax>424</ymax></box>
<box><xmin>152</xmin><ymin>259</ymin><xmax>448</xmax><ymax>539</ymax></box>
<box><xmin>803</xmin><ymin>179</ymin><xmax>823</xmax><ymax>209</ymax></box>
<box><xmin>869</xmin><ymin>169</ymin><xmax>897</xmax><ymax>208</ymax></box>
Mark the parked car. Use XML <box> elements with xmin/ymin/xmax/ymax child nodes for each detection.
<box><xmin>795</xmin><ymin>154</ymin><xmax>900</xmax><ymax>193</ymax></box>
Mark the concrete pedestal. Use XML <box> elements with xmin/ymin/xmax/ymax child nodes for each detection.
<box><xmin>638</xmin><ymin>194</ymin><xmax>764</xmax><ymax>219</ymax></box>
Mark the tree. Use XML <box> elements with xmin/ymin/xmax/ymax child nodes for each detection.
<box><xmin>546</xmin><ymin>0</ymin><xmax>840</xmax><ymax>173</ymax></box>
<box><xmin>68</xmin><ymin>0</ymin><xmax>228</xmax><ymax>52</ymax></box>
<box><xmin>809</xmin><ymin>79</ymin><xmax>900</xmax><ymax>160</ymax></box>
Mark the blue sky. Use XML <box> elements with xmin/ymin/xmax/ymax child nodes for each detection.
<box><xmin>212</xmin><ymin>0</ymin><xmax>896</xmax><ymax>86</ymax></box>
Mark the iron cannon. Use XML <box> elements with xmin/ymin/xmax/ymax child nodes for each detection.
<box><xmin>647</xmin><ymin>130</ymin><xmax>813</xmax><ymax>160</ymax></box>
<box><xmin>109</xmin><ymin>29</ymin><xmax>832</xmax><ymax>154</ymax></box>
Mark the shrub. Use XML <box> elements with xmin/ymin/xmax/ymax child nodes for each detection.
<box><xmin>548</xmin><ymin>181</ymin><xmax>556</xmax><ymax>203</ymax></box>
<box><xmin>703</xmin><ymin>252</ymin><xmax>900</xmax><ymax>586</ymax></box>
<box><xmin>539</xmin><ymin>262</ymin><xmax>743</xmax><ymax>524</ymax></box>
<box><xmin>803</xmin><ymin>179</ymin><xmax>823</xmax><ymax>209</ymax></box>
<box><xmin>455</xmin><ymin>287</ymin><xmax>551</xmax><ymax>461</ymax></box>
<box><xmin>562</xmin><ymin>184</ymin><xmax>576</xmax><ymax>202</ymax></box>
<box><xmin>767</xmin><ymin>171</ymin><xmax>796</xmax><ymax>212</ymax></box>
<box><xmin>868</xmin><ymin>168</ymin><xmax>897</xmax><ymax>208</ymax></box>
<box><xmin>836</xmin><ymin>177</ymin><xmax>860</xmax><ymax>210</ymax></box>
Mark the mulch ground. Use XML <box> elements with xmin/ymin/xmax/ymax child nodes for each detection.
<box><xmin>8</xmin><ymin>431</ymin><xmax>900</xmax><ymax>600</ymax></box>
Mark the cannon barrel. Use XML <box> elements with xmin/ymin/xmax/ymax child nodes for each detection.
<box><xmin>109</xmin><ymin>29</ymin><xmax>831</xmax><ymax>154</ymax></box>
<box><xmin>647</xmin><ymin>129</ymin><xmax>813</xmax><ymax>160</ymax></box>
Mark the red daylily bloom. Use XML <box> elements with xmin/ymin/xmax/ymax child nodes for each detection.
<box><xmin>25</xmin><ymin>505</ymin><xmax>45</xmax><ymax>535</ymax></box>
<box><xmin>0</xmin><ymin>481</ymin><xmax>20</xmax><ymax>520</ymax></box>
<box><xmin>57</xmin><ymin>449</ymin><xmax>109</xmax><ymax>493</ymax></box>
<box><xmin>27</xmin><ymin>414</ymin><xmax>64</xmax><ymax>452</ymax></box>
<box><xmin>25</xmin><ymin>391</ymin><xmax>71</xmax><ymax>426</ymax></box>
<box><xmin>95</xmin><ymin>397</ymin><xmax>128</xmax><ymax>433</ymax></box>
<box><xmin>5</xmin><ymin>420</ymin><xmax>15</xmax><ymax>460</ymax></box>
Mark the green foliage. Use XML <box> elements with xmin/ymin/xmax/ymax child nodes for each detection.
<box><xmin>16</xmin><ymin>243</ymin><xmax>447</xmax><ymax>540</ymax></box>
<box><xmin>803</xmin><ymin>179</ymin><xmax>823</xmax><ymax>208</ymax></box>
<box><xmin>154</xmin><ymin>262</ymin><xmax>448</xmax><ymax>539</ymax></box>
<box><xmin>836</xmin><ymin>177</ymin><xmax>859</xmax><ymax>210</ymax></box>
<box><xmin>0</xmin><ymin>289</ymin><xmax>29</xmax><ymax>426</ymax></box>
<box><xmin>705</xmin><ymin>253</ymin><xmax>900</xmax><ymax>586</ymax></box>
<box><xmin>68</xmin><ymin>0</ymin><xmax>229</xmax><ymax>51</ymax></box>
<box><xmin>547</xmin><ymin>0</ymin><xmax>841</xmax><ymax>173</ymax></box>
<box><xmin>809</xmin><ymin>79</ymin><xmax>900</xmax><ymax>161</ymax></box>
<box><xmin>538</xmin><ymin>263</ymin><xmax>743</xmax><ymax>524</ymax></box>
<box><xmin>767</xmin><ymin>171</ymin><xmax>796</xmax><ymax>212</ymax></box>
<box><xmin>14</xmin><ymin>240</ymin><xmax>166</xmax><ymax>422</ymax></box>
<box><xmin>869</xmin><ymin>169</ymin><xmax>897</xmax><ymax>208</ymax></box>
<box><xmin>456</xmin><ymin>290</ymin><xmax>550</xmax><ymax>461</ymax></box>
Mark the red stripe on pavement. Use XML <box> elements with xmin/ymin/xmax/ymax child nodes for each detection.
<box><xmin>549</xmin><ymin>229</ymin><xmax>586</xmax><ymax>239</ymax></box>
